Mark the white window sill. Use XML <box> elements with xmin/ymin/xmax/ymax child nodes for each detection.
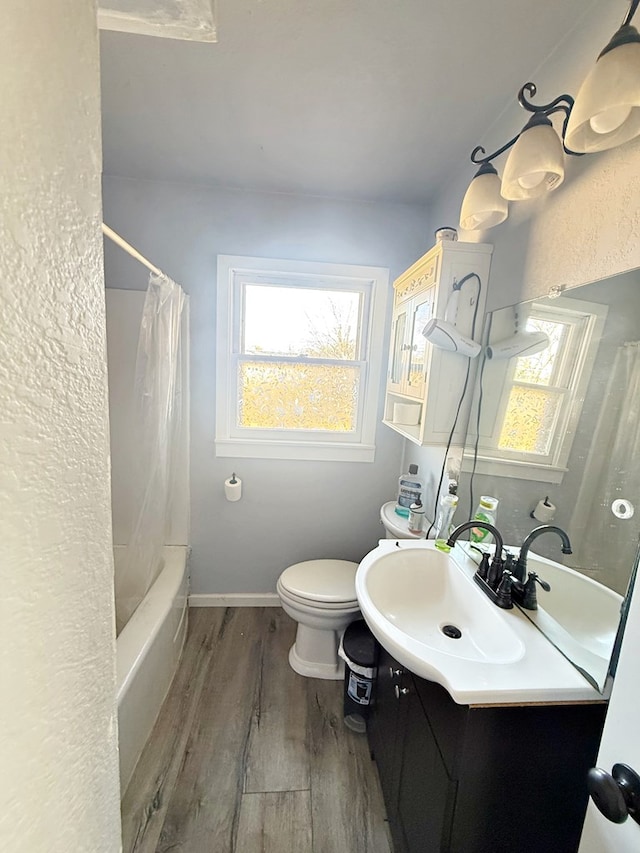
<box><xmin>215</xmin><ymin>438</ymin><xmax>376</xmax><ymax>463</ymax></box>
<box><xmin>461</xmin><ymin>453</ymin><xmax>567</xmax><ymax>484</ymax></box>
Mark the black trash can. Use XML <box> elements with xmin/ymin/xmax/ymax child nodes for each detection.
<box><xmin>339</xmin><ymin>619</ymin><xmax>377</xmax><ymax>734</ymax></box>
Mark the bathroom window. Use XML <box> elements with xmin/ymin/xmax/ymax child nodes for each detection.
<box><xmin>464</xmin><ymin>297</ymin><xmax>608</xmax><ymax>483</ymax></box>
<box><xmin>216</xmin><ymin>255</ymin><xmax>389</xmax><ymax>462</ymax></box>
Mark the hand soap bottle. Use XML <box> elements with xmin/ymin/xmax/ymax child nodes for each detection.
<box><xmin>396</xmin><ymin>464</ymin><xmax>424</xmax><ymax>518</ymax></box>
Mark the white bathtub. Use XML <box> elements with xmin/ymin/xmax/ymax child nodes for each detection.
<box><xmin>115</xmin><ymin>545</ymin><xmax>189</xmax><ymax>795</ymax></box>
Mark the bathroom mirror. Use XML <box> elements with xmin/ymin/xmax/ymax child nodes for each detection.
<box><xmin>461</xmin><ymin>267</ymin><xmax>640</xmax><ymax>692</ymax></box>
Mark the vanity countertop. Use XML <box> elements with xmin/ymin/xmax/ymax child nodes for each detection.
<box><xmin>356</xmin><ymin>539</ymin><xmax>607</xmax><ymax>706</ymax></box>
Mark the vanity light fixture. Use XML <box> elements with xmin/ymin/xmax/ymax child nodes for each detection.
<box><xmin>459</xmin><ymin>162</ymin><xmax>508</xmax><ymax>231</ymax></box>
<box><xmin>460</xmin><ymin>82</ymin><xmax>580</xmax><ymax>231</ymax></box>
<box><xmin>565</xmin><ymin>0</ymin><xmax>640</xmax><ymax>153</ymax></box>
<box><xmin>459</xmin><ymin>1</ymin><xmax>640</xmax><ymax>231</ymax></box>
<box><xmin>500</xmin><ymin>91</ymin><xmax>572</xmax><ymax>201</ymax></box>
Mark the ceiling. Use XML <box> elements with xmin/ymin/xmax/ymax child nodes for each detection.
<box><xmin>100</xmin><ymin>0</ymin><xmax>596</xmax><ymax>205</ymax></box>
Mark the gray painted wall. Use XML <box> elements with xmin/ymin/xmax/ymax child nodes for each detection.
<box><xmin>102</xmin><ymin>177</ymin><xmax>430</xmax><ymax>593</ymax></box>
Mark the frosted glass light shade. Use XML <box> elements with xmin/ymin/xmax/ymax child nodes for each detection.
<box><xmin>565</xmin><ymin>40</ymin><xmax>640</xmax><ymax>153</ymax></box>
<box><xmin>459</xmin><ymin>166</ymin><xmax>508</xmax><ymax>231</ymax></box>
<box><xmin>501</xmin><ymin>122</ymin><xmax>565</xmax><ymax>200</ymax></box>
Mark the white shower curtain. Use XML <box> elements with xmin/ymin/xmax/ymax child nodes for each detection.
<box><xmin>115</xmin><ymin>272</ymin><xmax>186</xmax><ymax>633</ymax></box>
<box><xmin>572</xmin><ymin>342</ymin><xmax>640</xmax><ymax>594</ymax></box>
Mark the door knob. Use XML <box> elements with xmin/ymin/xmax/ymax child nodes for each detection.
<box><xmin>587</xmin><ymin>763</ymin><xmax>640</xmax><ymax>825</ymax></box>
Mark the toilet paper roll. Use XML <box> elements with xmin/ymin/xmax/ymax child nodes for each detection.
<box><xmin>225</xmin><ymin>476</ymin><xmax>242</xmax><ymax>501</ymax></box>
<box><xmin>532</xmin><ymin>497</ymin><xmax>555</xmax><ymax>523</ymax></box>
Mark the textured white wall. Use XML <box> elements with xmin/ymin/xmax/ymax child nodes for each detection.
<box><xmin>102</xmin><ymin>178</ymin><xmax>430</xmax><ymax>594</ymax></box>
<box><xmin>0</xmin><ymin>3</ymin><xmax>121</xmax><ymax>851</ymax></box>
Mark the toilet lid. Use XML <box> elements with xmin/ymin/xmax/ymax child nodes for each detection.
<box><xmin>279</xmin><ymin>559</ymin><xmax>359</xmax><ymax>604</ymax></box>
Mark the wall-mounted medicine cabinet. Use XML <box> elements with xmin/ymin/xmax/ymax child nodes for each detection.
<box><xmin>383</xmin><ymin>240</ymin><xmax>493</xmax><ymax>446</ymax></box>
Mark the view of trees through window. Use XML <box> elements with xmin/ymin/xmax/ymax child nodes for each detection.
<box><xmin>498</xmin><ymin>317</ymin><xmax>568</xmax><ymax>453</ymax></box>
<box><xmin>239</xmin><ymin>284</ymin><xmax>363</xmax><ymax>431</ymax></box>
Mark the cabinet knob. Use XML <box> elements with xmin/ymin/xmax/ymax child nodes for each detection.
<box><xmin>389</xmin><ymin>666</ymin><xmax>403</xmax><ymax>678</ymax></box>
<box><xmin>394</xmin><ymin>685</ymin><xmax>410</xmax><ymax>699</ymax></box>
<box><xmin>587</xmin><ymin>764</ymin><xmax>640</xmax><ymax>825</ymax></box>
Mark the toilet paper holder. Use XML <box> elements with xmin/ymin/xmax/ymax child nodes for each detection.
<box><xmin>531</xmin><ymin>496</ymin><xmax>556</xmax><ymax>523</ymax></box>
<box><xmin>225</xmin><ymin>472</ymin><xmax>242</xmax><ymax>501</ymax></box>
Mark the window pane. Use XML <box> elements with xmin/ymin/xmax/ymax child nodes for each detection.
<box><xmin>238</xmin><ymin>361</ymin><xmax>359</xmax><ymax>431</ymax></box>
<box><xmin>243</xmin><ymin>285</ymin><xmax>361</xmax><ymax>359</ymax></box>
<box><xmin>498</xmin><ymin>385</ymin><xmax>562</xmax><ymax>454</ymax></box>
<box><xmin>512</xmin><ymin>319</ymin><xmax>567</xmax><ymax>385</ymax></box>
<box><xmin>408</xmin><ymin>298</ymin><xmax>433</xmax><ymax>388</ymax></box>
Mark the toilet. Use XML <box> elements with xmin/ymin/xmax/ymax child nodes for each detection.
<box><xmin>277</xmin><ymin>503</ymin><xmax>429</xmax><ymax>680</ymax></box>
<box><xmin>277</xmin><ymin>559</ymin><xmax>360</xmax><ymax>680</ymax></box>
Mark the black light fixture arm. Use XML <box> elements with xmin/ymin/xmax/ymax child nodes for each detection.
<box><xmin>470</xmin><ymin>81</ymin><xmax>581</xmax><ymax>165</ymax></box>
<box><xmin>516</xmin><ymin>81</ymin><xmax>572</xmax><ymax>115</ymax></box>
<box><xmin>623</xmin><ymin>0</ymin><xmax>639</xmax><ymax>28</ymax></box>
<box><xmin>470</xmin><ymin>136</ymin><xmax>520</xmax><ymax>166</ymax></box>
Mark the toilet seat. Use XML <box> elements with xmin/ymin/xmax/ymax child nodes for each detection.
<box><xmin>277</xmin><ymin>579</ymin><xmax>358</xmax><ymax>611</ymax></box>
<box><xmin>278</xmin><ymin>559</ymin><xmax>359</xmax><ymax>605</ymax></box>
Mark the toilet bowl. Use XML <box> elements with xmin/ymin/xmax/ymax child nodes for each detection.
<box><xmin>277</xmin><ymin>559</ymin><xmax>360</xmax><ymax>680</ymax></box>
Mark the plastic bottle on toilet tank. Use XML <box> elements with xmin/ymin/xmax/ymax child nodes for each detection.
<box><xmin>396</xmin><ymin>464</ymin><xmax>424</xmax><ymax>517</ymax></box>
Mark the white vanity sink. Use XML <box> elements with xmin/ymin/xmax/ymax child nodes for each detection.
<box><xmin>358</xmin><ymin>545</ymin><xmax>524</xmax><ymax>666</ymax></box>
<box><xmin>355</xmin><ymin>540</ymin><xmax>604</xmax><ymax>704</ymax></box>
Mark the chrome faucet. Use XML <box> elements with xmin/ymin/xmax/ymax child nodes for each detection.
<box><xmin>514</xmin><ymin>525</ymin><xmax>572</xmax><ymax>583</ymax></box>
<box><xmin>447</xmin><ymin>521</ymin><xmax>505</xmax><ymax>589</ymax></box>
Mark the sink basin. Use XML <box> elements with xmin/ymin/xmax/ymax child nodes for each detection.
<box><xmin>356</xmin><ymin>543</ymin><xmax>525</xmax><ymax>686</ymax></box>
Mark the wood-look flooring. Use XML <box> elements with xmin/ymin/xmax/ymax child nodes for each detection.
<box><xmin>121</xmin><ymin>607</ymin><xmax>392</xmax><ymax>853</ymax></box>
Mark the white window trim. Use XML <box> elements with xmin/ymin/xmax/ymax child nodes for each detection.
<box><xmin>463</xmin><ymin>297</ymin><xmax>608</xmax><ymax>483</ymax></box>
<box><xmin>215</xmin><ymin>255</ymin><xmax>389</xmax><ymax>462</ymax></box>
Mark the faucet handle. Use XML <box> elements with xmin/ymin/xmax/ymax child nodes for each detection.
<box><xmin>520</xmin><ymin>572</ymin><xmax>551</xmax><ymax>610</ymax></box>
<box><xmin>495</xmin><ymin>570</ymin><xmax>514</xmax><ymax>609</ymax></box>
<box><xmin>486</xmin><ymin>551</ymin><xmax>504</xmax><ymax>590</ymax></box>
<box><xmin>476</xmin><ymin>551</ymin><xmax>490</xmax><ymax>581</ymax></box>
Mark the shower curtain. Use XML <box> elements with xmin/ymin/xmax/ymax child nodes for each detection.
<box><xmin>115</xmin><ymin>272</ymin><xmax>186</xmax><ymax>633</ymax></box>
<box><xmin>571</xmin><ymin>342</ymin><xmax>640</xmax><ymax>594</ymax></box>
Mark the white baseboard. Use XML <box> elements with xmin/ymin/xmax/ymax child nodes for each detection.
<box><xmin>189</xmin><ymin>593</ymin><xmax>281</xmax><ymax>608</ymax></box>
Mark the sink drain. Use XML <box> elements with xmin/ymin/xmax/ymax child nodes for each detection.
<box><xmin>441</xmin><ymin>624</ymin><xmax>462</xmax><ymax>639</ymax></box>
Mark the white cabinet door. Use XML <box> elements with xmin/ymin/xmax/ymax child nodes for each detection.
<box><xmin>579</xmin><ymin>575</ymin><xmax>640</xmax><ymax>852</ymax></box>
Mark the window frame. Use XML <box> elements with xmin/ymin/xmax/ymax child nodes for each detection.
<box><xmin>215</xmin><ymin>255</ymin><xmax>389</xmax><ymax>462</ymax></box>
<box><xmin>463</xmin><ymin>296</ymin><xmax>608</xmax><ymax>483</ymax></box>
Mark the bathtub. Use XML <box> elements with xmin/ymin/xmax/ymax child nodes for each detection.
<box><xmin>115</xmin><ymin>545</ymin><xmax>189</xmax><ymax>795</ymax></box>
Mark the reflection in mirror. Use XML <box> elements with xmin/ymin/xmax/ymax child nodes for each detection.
<box><xmin>461</xmin><ymin>268</ymin><xmax>640</xmax><ymax>692</ymax></box>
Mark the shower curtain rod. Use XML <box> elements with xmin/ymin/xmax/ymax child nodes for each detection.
<box><xmin>102</xmin><ymin>223</ymin><xmax>163</xmax><ymax>277</ymax></box>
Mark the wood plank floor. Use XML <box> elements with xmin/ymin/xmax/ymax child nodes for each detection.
<box><xmin>121</xmin><ymin>607</ymin><xmax>392</xmax><ymax>853</ymax></box>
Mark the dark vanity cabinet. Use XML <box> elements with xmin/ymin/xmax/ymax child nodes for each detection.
<box><xmin>369</xmin><ymin>648</ymin><xmax>607</xmax><ymax>853</ymax></box>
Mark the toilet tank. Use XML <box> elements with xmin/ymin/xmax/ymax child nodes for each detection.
<box><xmin>380</xmin><ymin>501</ymin><xmax>431</xmax><ymax>540</ymax></box>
